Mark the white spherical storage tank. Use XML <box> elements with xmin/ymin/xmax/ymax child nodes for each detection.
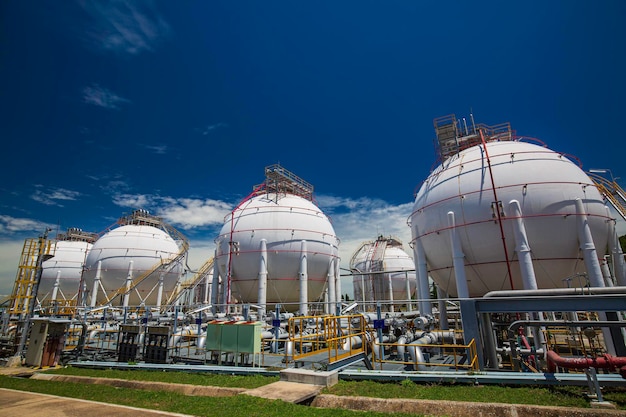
<box><xmin>409</xmin><ymin>119</ymin><xmax>611</xmax><ymax>298</ymax></box>
<box><xmin>351</xmin><ymin>236</ymin><xmax>417</xmax><ymax>309</ymax></box>
<box><xmin>215</xmin><ymin>192</ymin><xmax>340</xmax><ymax>311</ymax></box>
<box><xmin>40</xmin><ymin>238</ymin><xmax>93</xmax><ymax>302</ymax></box>
<box><xmin>83</xmin><ymin>221</ymin><xmax>184</xmax><ymax>307</ymax></box>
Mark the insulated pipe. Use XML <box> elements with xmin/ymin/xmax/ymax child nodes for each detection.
<box><xmin>299</xmin><ymin>240</ymin><xmax>308</xmax><ymax>316</ymax></box>
<box><xmin>169</xmin><ymin>326</ymin><xmax>195</xmax><ymax>346</ymax></box>
<box><xmin>575</xmin><ymin>198</ymin><xmax>605</xmax><ymax>288</ymax></box>
<box><xmin>546</xmin><ymin>350</ymin><xmax>626</xmax><ymax>378</ymax></box>
<box><xmin>481</xmin><ymin>312</ymin><xmax>499</xmax><ymax>369</ymax></box>
<box><xmin>448</xmin><ymin>211</ymin><xmax>469</xmax><ymax>299</ymax></box>
<box><xmin>576</xmin><ymin>198</ymin><xmax>616</xmax><ymax>355</ymax></box>
<box><xmin>396</xmin><ymin>331</ymin><xmax>414</xmax><ymax>361</ymax></box>
<box><xmin>90</xmin><ymin>260</ymin><xmax>102</xmax><ymax>307</ymax></box>
<box><xmin>437</xmin><ymin>287</ymin><xmax>449</xmax><ymax>330</ymax></box>
<box><xmin>328</xmin><ymin>257</ymin><xmax>336</xmax><ymax>313</ymax></box>
<box><xmin>407</xmin><ymin>332</ymin><xmax>440</xmax><ymax>371</ymax></box>
<box><xmin>508</xmin><ymin>200</ymin><xmax>538</xmax><ymax>290</ymax></box>
<box><xmin>258</xmin><ymin>239</ymin><xmax>268</xmax><ymax>319</ymax></box>
<box><xmin>601</xmin><ymin>257</ymin><xmax>615</xmax><ymax>287</ymax></box>
<box><xmin>371</xmin><ymin>335</ymin><xmax>389</xmax><ymax>360</ymax></box>
<box><xmin>123</xmin><ymin>260</ymin><xmax>134</xmax><ymax>308</ymax></box>
<box><xmin>387</xmin><ymin>272</ymin><xmax>395</xmax><ymax>313</ymax></box>
<box><xmin>156</xmin><ymin>271</ymin><xmax>165</xmax><ymax>307</ymax></box>
<box><xmin>405</xmin><ymin>271</ymin><xmax>413</xmax><ymax>312</ymax></box>
<box><xmin>411</xmin><ymin>231</ymin><xmax>432</xmax><ymax>316</ymax></box>
<box><xmin>211</xmin><ymin>249</ymin><xmax>220</xmax><ymax>315</ymax></box>
<box><xmin>607</xmin><ymin>209</ymin><xmax>626</xmax><ymax>286</ymax></box>
<box><xmin>508</xmin><ymin>199</ymin><xmax>545</xmax><ymax>352</ymax></box>
<box><xmin>51</xmin><ymin>270</ymin><xmax>61</xmax><ymax>301</ymax></box>
<box><xmin>335</xmin><ymin>255</ymin><xmax>341</xmax><ymax>310</ymax></box>
<box><xmin>484</xmin><ymin>286</ymin><xmax>626</xmax><ymax>298</ymax></box>
<box><xmin>203</xmin><ymin>268</ymin><xmax>210</xmax><ymax>305</ymax></box>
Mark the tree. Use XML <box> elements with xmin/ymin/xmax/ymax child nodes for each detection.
<box><xmin>620</xmin><ymin>235</ymin><xmax>626</xmax><ymax>253</ymax></box>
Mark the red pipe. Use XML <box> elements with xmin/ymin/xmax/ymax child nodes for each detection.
<box><xmin>547</xmin><ymin>350</ymin><xmax>626</xmax><ymax>379</ymax></box>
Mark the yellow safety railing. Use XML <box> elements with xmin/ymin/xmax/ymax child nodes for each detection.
<box><xmin>373</xmin><ymin>337</ymin><xmax>479</xmax><ymax>372</ymax></box>
<box><xmin>288</xmin><ymin>314</ymin><xmax>368</xmax><ymax>364</ymax></box>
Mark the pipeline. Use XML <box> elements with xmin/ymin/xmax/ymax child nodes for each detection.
<box><xmin>407</xmin><ymin>332</ymin><xmax>438</xmax><ymax>371</ymax></box>
<box><xmin>546</xmin><ymin>350</ymin><xmax>626</xmax><ymax>379</ymax></box>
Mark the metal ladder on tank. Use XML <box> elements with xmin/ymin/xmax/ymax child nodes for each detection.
<box><xmin>9</xmin><ymin>235</ymin><xmax>54</xmax><ymax>315</ymax></box>
<box><xmin>161</xmin><ymin>257</ymin><xmax>215</xmax><ymax>313</ymax></box>
<box><xmin>369</xmin><ymin>238</ymin><xmax>388</xmax><ymax>304</ymax></box>
<box><xmin>589</xmin><ymin>172</ymin><xmax>626</xmax><ymax>222</ymax></box>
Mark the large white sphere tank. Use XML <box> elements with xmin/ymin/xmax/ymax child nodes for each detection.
<box><xmin>83</xmin><ymin>224</ymin><xmax>182</xmax><ymax>306</ymax></box>
<box><xmin>409</xmin><ymin>140</ymin><xmax>611</xmax><ymax>297</ymax></box>
<box><xmin>351</xmin><ymin>236</ymin><xmax>417</xmax><ymax>308</ymax></box>
<box><xmin>215</xmin><ymin>193</ymin><xmax>340</xmax><ymax>309</ymax></box>
<box><xmin>40</xmin><ymin>239</ymin><xmax>93</xmax><ymax>301</ymax></box>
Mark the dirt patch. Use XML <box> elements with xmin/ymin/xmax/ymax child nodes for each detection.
<box><xmin>312</xmin><ymin>394</ymin><xmax>625</xmax><ymax>417</ymax></box>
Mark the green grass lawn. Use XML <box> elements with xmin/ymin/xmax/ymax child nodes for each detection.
<box><xmin>0</xmin><ymin>373</ymin><xmax>424</xmax><ymax>417</ymax></box>
<box><xmin>1</xmin><ymin>366</ymin><xmax>624</xmax><ymax>416</ymax></box>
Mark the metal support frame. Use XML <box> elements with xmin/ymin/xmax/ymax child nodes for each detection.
<box><xmin>460</xmin><ymin>294</ymin><xmax>626</xmax><ymax>371</ymax></box>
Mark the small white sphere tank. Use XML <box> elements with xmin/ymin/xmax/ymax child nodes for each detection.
<box><xmin>83</xmin><ymin>225</ymin><xmax>182</xmax><ymax>306</ymax></box>
<box><xmin>351</xmin><ymin>237</ymin><xmax>416</xmax><ymax>307</ymax></box>
<box><xmin>409</xmin><ymin>140</ymin><xmax>611</xmax><ymax>297</ymax></box>
<box><xmin>40</xmin><ymin>240</ymin><xmax>92</xmax><ymax>301</ymax></box>
<box><xmin>215</xmin><ymin>193</ymin><xmax>340</xmax><ymax>309</ymax></box>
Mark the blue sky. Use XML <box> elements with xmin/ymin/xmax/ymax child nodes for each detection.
<box><xmin>1</xmin><ymin>1</ymin><xmax>625</xmax><ymax>296</ymax></box>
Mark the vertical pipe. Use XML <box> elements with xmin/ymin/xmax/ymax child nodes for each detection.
<box><xmin>90</xmin><ymin>260</ymin><xmax>102</xmax><ymax>307</ymax></box>
<box><xmin>576</xmin><ymin>198</ymin><xmax>616</xmax><ymax>355</ymax></box>
<box><xmin>508</xmin><ymin>199</ymin><xmax>545</xmax><ymax>351</ymax></box>
<box><xmin>448</xmin><ymin>211</ymin><xmax>469</xmax><ymax>299</ymax></box>
<box><xmin>122</xmin><ymin>260</ymin><xmax>133</xmax><ymax>308</ymax></box>
<box><xmin>51</xmin><ymin>270</ymin><xmax>61</xmax><ymax>301</ymax></box>
<box><xmin>211</xmin><ymin>249</ymin><xmax>220</xmax><ymax>315</ymax></box>
<box><xmin>575</xmin><ymin>198</ymin><xmax>605</xmax><ymax>288</ymax></box>
<box><xmin>437</xmin><ymin>286</ymin><xmax>449</xmax><ymax>330</ymax></box>
<box><xmin>607</xmin><ymin>207</ymin><xmax>626</xmax><ymax>286</ymax></box>
<box><xmin>411</xmin><ymin>231</ymin><xmax>432</xmax><ymax>316</ymax></box>
<box><xmin>299</xmin><ymin>240</ymin><xmax>308</xmax><ymax>316</ymax></box>
<box><xmin>328</xmin><ymin>258</ymin><xmax>336</xmax><ymax>313</ymax></box>
<box><xmin>203</xmin><ymin>269</ymin><xmax>210</xmax><ymax>305</ymax></box>
<box><xmin>335</xmin><ymin>255</ymin><xmax>341</xmax><ymax>310</ymax></box>
<box><xmin>508</xmin><ymin>200</ymin><xmax>538</xmax><ymax>290</ymax></box>
<box><xmin>601</xmin><ymin>257</ymin><xmax>614</xmax><ymax>287</ymax></box>
<box><xmin>155</xmin><ymin>272</ymin><xmax>165</xmax><ymax>307</ymax></box>
<box><xmin>405</xmin><ymin>271</ymin><xmax>413</xmax><ymax>312</ymax></box>
<box><xmin>387</xmin><ymin>272</ymin><xmax>395</xmax><ymax>313</ymax></box>
<box><xmin>480</xmin><ymin>312</ymin><xmax>499</xmax><ymax>369</ymax></box>
<box><xmin>258</xmin><ymin>239</ymin><xmax>268</xmax><ymax>319</ymax></box>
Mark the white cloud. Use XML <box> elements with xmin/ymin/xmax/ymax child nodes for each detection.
<box><xmin>0</xmin><ymin>215</ymin><xmax>55</xmax><ymax>234</ymax></box>
<box><xmin>112</xmin><ymin>193</ymin><xmax>153</xmax><ymax>209</ymax></box>
<box><xmin>316</xmin><ymin>195</ymin><xmax>415</xmax><ymax>270</ymax></box>
<box><xmin>82</xmin><ymin>84</ymin><xmax>130</xmax><ymax>110</ymax></box>
<box><xmin>157</xmin><ymin>198</ymin><xmax>232</xmax><ymax>229</ymax></box>
<box><xmin>80</xmin><ymin>0</ymin><xmax>171</xmax><ymax>55</ymax></box>
<box><xmin>111</xmin><ymin>194</ymin><xmax>232</xmax><ymax>229</ymax></box>
<box><xmin>30</xmin><ymin>186</ymin><xmax>82</xmax><ymax>207</ymax></box>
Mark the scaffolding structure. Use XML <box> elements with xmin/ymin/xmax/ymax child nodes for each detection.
<box><xmin>434</xmin><ymin>114</ymin><xmax>513</xmax><ymax>162</ymax></box>
<box><xmin>9</xmin><ymin>232</ymin><xmax>54</xmax><ymax>315</ymax></box>
<box><xmin>254</xmin><ymin>164</ymin><xmax>314</xmax><ymax>201</ymax></box>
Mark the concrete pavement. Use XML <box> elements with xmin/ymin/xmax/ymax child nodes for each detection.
<box><xmin>0</xmin><ymin>388</ymin><xmax>196</xmax><ymax>417</ymax></box>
